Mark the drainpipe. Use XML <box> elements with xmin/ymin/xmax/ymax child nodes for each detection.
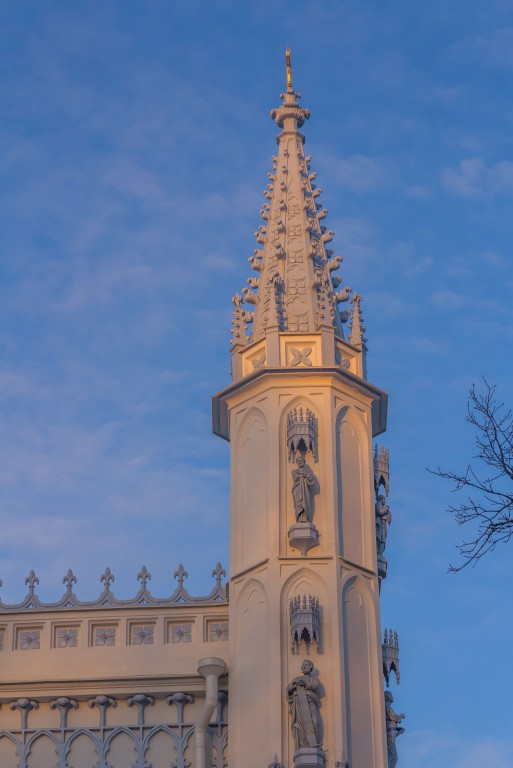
<box><xmin>195</xmin><ymin>657</ymin><xmax>226</xmax><ymax>768</ymax></box>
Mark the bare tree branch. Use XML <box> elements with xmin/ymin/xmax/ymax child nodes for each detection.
<box><xmin>429</xmin><ymin>380</ymin><xmax>513</xmax><ymax>571</ymax></box>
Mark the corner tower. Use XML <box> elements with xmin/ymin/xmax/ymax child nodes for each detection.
<box><xmin>213</xmin><ymin>53</ymin><xmax>390</xmax><ymax>768</ymax></box>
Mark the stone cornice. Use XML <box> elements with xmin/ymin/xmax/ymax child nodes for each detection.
<box><xmin>212</xmin><ymin>365</ymin><xmax>388</xmax><ymax>440</ymax></box>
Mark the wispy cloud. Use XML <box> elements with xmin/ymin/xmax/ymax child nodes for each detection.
<box><xmin>441</xmin><ymin>158</ymin><xmax>513</xmax><ymax>198</ymax></box>
<box><xmin>431</xmin><ymin>289</ymin><xmax>467</xmax><ymax>309</ymax></box>
<box><xmin>316</xmin><ymin>153</ymin><xmax>387</xmax><ymax>192</ymax></box>
<box><xmin>447</xmin><ymin>27</ymin><xmax>513</xmax><ymax>70</ymax></box>
<box><xmin>402</xmin><ymin>731</ymin><xmax>513</xmax><ymax>768</ymax></box>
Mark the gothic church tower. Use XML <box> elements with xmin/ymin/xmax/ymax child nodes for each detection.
<box><xmin>213</xmin><ymin>54</ymin><xmax>391</xmax><ymax>768</ymax></box>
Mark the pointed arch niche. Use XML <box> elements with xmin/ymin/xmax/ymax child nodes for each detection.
<box><xmin>234</xmin><ymin>408</ymin><xmax>269</xmax><ymax>572</ymax></box>
<box><xmin>238</xmin><ymin>580</ymin><xmax>269</xmax><ymax>766</ymax></box>
<box><xmin>336</xmin><ymin>406</ymin><xmax>372</xmax><ymax>569</ymax></box>
<box><xmin>342</xmin><ymin>575</ymin><xmax>380</xmax><ymax>768</ymax></box>
<box><xmin>280</xmin><ymin>568</ymin><xmax>333</xmax><ymax>767</ymax></box>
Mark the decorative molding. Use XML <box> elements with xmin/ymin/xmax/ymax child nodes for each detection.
<box><xmin>127</xmin><ymin>693</ymin><xmax>155</xmax><ymax>726</ymax></box>
<box><xmin>208</xmin><ymin>621</ymin><xmax>229</xmax><ymax>641</ymax></box>
<box><xmin>252</xmin><ymin>352</ymin><xmax>266</xmax><ymax>370</ymax></box>
<box><xmin>131</xmin><ymin>624</ymin><xmax>155</xmax><ymax>645</ymax></box>
<box><xmin>49</xmin><ymin>697</ymin><xmax>79</xmax><ymax>729</ymax></box>
<box><xmin>94</xmin><ymin>626</ymin><xmax>116</xmax><ymax>647</ymax></box>
<box><xmin>9</xmin><ymin>698</ymin><xmax>39</xmax><ymax>731</ymax></box>
<box><xmin>18</xmin><ymin>629</ymin><xmax>41</xmax><ymax>650</ymax></box>
<box><xmin>170</xmin><ymin>623</ymin><xmax>192</xmax><ymax>643</ymax></box>
<box><xmin>55</xmin><ymin>626</ymin><xmax>78</xmax><ymax>648</ymax></box>
<box><xmin>0</xmin><ymin>563</ymin><xmax>227</xmax><ymax>613</ymax></box>
<box><xmin>88</xmin><ymin>695</ymin><xmax>117</xmax><ymax>728</ymax></box>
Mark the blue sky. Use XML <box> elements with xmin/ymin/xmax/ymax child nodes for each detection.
<box><xmin>1</xmin><ymin>2</ymin><xmax>513</xmax><ymax>766</ymax></box>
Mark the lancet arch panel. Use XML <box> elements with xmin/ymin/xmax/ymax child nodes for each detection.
<box><xmin>26</xmin><ymin>730</ymin><xmax>60</xmax><ymax>768</ymax></box>
<box><xmin>232</xmin><ymin>407</ymin><xmax>269</xmax><ymax>572</ymax></box>
<box><xmin>65</xmin><ymin>731</ymin><xmax>99</xmax><ymax>768</ymax></box>
<box><xmin>105</xmin><ymin>728</ymin><xmax>139</xmax><ymax>768</ymax></box>
<box><xmin>336</xmin><ymin>405</ymin><xmax>373</xmax><ymax>569</ymax></box>
<box><xmin>234</xmin><ymin>579</ymin><xmax>269</xmax><ymax>768</ymax></box>
<box><xmin>279</xmin><ymin>566</ymin><xmax>339</xmax><ymax>768</ymax></box>
<box><xmin>342</xmin><ymin>574</ymin><xmax>382</xmax><ymax>768</ymax></box>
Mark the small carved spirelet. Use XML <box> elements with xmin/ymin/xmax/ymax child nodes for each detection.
<box><xmin>286</xmin><ymin>660</ymin><xmax>324</xmax><ymax>750</ymax></box>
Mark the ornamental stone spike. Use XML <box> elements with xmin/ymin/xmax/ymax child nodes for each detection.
<box><xmin>234</xmin><ymin>48</ymin><xmax>351</xmax><ymax>352</ymax></box>
<box><xmin>348</xmin><ymin>292</ymin><xmax>367</xmax><ymax>348</ymax></box>
<box><xmin>230</xmin><ymin>294</ymin><xmax>249</xmax><ymax>348</ymax></box>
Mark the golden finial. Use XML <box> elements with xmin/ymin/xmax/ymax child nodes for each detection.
<box><xmin>286</xmin><ymin>48</ymin><xmax>292</xmax><ymax>91</ymax></box>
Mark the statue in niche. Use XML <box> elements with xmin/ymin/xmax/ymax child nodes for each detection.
<box><xmin>375</xmin><ymin>494</ymin><xmax>392</xmax><ymax>557</ymax></box>
<box><xmin>287</xmin><ymin>659</ymin><xmax>324</xmax><ymax>750</ymax></box>
<box><xmin>384</xmin><ymin>691</ymin><xmax>405</xmax><ymax>768</ymax></box>
<box><xmin>292</xmin><ymin>457</ymin><xmax>316</xmax><ymax>523</ymax></box>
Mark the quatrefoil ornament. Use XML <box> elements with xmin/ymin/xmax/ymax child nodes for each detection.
<box><xmin>290</xmin><ymin>347</ymin><xmax>312</xmax><ymax>367</ymax></box>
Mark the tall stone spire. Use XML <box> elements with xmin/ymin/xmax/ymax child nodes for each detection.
<box><xmin>213</xmin><ymin>53</ymin><xmax>390</xmax><ymax>768</ymax></box>
<box><xmin>232</xmin><ymin>51</ymin><xmax>362</xmax><ymax>380</ymax></box>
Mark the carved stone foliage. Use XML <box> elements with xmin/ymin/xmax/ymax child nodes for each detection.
<box><xmin>0</xmin><ymin>691</ymin><xmax>228</xmax><ymax>768</ymax></box>
<box><xmin>382</xmin><ymin>629</ymin><xmax>400</xmax><ymax>688</ymax></box>
<box><xmin>287</xmin><ymin>407</ymin><xmax>318</xmax><ymax>463</ymax></box>
<box><xmin>290</xmin><ymin>595</ymin><xmax>322</xmax><ymax>655</ymax></box>
<box><xmin>0</xmin><ymin>563</ymin><xmax>227</xmax><ymax>613</ymax></box>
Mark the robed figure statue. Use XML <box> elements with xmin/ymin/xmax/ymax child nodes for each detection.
<box><xmin>292</xmin><ymin>457</ymin><xmax>316</xmax><ymax>523</ymax></box>
<box><xmin>287</xmin><ymin>660</ymin><xmax>324</xmax><ymax>750</ymax></box>
<box><xmin>384</xmin><ymin>691</ymin><xmax>405</xmax><ymax>768</ymax></box>
<box><xmin>375</xmin><ymin>494</ymin><xmax>392</xmax><ymax>557</ymax></box>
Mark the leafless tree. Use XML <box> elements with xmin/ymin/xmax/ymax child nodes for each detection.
<box><xmin>430</xmin><ymin>380</ymin><xmax>513</xmax><ymax>571</ymax></box>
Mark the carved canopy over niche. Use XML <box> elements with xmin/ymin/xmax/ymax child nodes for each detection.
<box><xmin>287</xmin><ymin>406</ymin><xmax>318</xmax><ymax>462</ymax></box>
<box><xmin>290</xmin><ymin>594</ymin><xmax>322</xmax><ymax>654</ymax></box>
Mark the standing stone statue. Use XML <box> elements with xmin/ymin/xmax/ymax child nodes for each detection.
<box><xmin>375</xmin><ymin>494</ymin><xmax>392</xmax><ymax>557</ymax></box>
<box><xmin>384</xmin><ymin>691</ymin><xmax>405</xmax><ymax>768</ymax></box>
<box><xmin>287</xmin><ymin>659</ymin><xmax>323</xmax><ymax>750</ymax></box>
<box><xmin>292</xmin><ymin>457</ymin><xmax>316</xmax><ymax>523</ymax></box>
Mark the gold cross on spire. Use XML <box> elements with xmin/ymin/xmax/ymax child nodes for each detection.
<box><xmin>286</xmin><ymin>48</ymin><xmax>292</xmax><ymax>91</ymax></box>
